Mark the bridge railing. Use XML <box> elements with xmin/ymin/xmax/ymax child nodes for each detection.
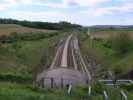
<box><xmin>120</xmin><ymin>90</ymin><xmax>128</xmax><ymax>100</ymax></box>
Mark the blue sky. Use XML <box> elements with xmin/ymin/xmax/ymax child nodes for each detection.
<box><xmin>0</xmin><ymin>0</ymin><xmax>133</xmax><ymax>26</ymax></box>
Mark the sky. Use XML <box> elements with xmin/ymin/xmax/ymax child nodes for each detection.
<box><xmin>0</xmin><ymin>0</ymin><xmax>133</xmax><ymax>26</ymax></box>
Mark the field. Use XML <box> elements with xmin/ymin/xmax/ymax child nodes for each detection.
<box><xmin>89</xmin><ymin>28</ymin><xmax>133</xmax><ymax>39</ymax></box>
<box><xmin>0</xmin><ymin>24</ymin><xmax>56</xmax><ymax>36</ymax></box>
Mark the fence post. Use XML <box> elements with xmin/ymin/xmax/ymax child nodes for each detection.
<box><xmin>68</xmin><ymin>84</ymin><xmax>72</xmax><ymax>95</ymax></box>
<box><xmin>103</xmin><ymin>90</ymin><xmax>108</xmax><ymax>100</ymax></box>
<box><xmin>51</xmin><ymin>78</ymin><xmax>54</xmax><ymax>88</ymax></box>
<box><xmin>88</xmin><ymin>85</ymin><xmax>91</xmax><ymax>96</ymax></box>
<box><xmin>120</xmin><ymin>90</ymin><xmax>127</xmax><ymax>100</ymax></box>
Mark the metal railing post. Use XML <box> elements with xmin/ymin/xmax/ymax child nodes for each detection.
<box><xmin>103</xmin><ymin>90</ymin><xmax>108</xmax><ymax>100</ymax></box>
<box><xmin>120</xmin><ymin>90</ymin><xmax>127</xmax><ymax>100</ymax></box>
<box><xmin>88</xmin><ymin>85</ymin><xmax>91</xmax><ymax>96</ymax></box>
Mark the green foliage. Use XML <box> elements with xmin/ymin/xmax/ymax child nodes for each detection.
<box><xmin>91</xmin><ymin>82</ymin><xmax>105</xmax><ymax>94</ymax></box>
<box><xmin>120</xmin><ymin>84</ymin><xmax>133</xmax><ymax>92</ymax></box>
<box><xmin>110</xmin><ymin>32</ymin><xmax>132</xmax><ymax>55</ymax></box>
<box><xmin>0</xmin><ymin>31</ymin><xmax>64</xmax><ymax>83</ymax></box>
<box><xmin>79</xmin><ymin>29</ymin><xmax>133</xmax><ymax>78</ymax></box>
<box><xmin>0</xmin><ymin>82</ymin><xmax>87</xmax><ymax>100</ymax></box>
<box><xmin>0</xmin><ymin>74</ymin><xmax>32</xmax><ymax>83</ymax></box>
<box><xmin>0</xmin><ymin>32</ymin><xmax>59</xmax><ymax>43</ymax></box>
<box><xmin>0</xmin><ymin>82</ymin><xmax>132</xmax><ymax>100</ymax></box>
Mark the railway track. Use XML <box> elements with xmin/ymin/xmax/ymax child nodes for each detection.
<box><xmin>51</xmin><ymin>34</ymin><xmax>91</xmax><ymax>79</ymax></box>
<box><xmin>50</xmin><ymin>37</ymin><xmax>66</xmax><ymax>69</ymax></box>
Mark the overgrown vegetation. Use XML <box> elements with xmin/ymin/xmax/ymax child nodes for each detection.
<box><xmin>0</xmin><ymin>22</ymin><xmax>132</xmax><ymax>99</ymax></box>
<box><xmin>0</xmin><ymin>31</ymin><xmax>65</xmax><ymax>83</ymax></box>
<box><xmin>0</xmin><ymin>82</ymin><xmax>89</xmax><ymax>100</ymax></box>
<box><xmin>80</xmin><ymin>28</ymin><xmax>133</xmax><ymax>79</ymax></box>
<box><xmin>0</xmin><ymin>82</ymin><xmax>132</xmax><ymax>100</ymax></box>
<box><xmin>0</xmin><ymin>32</ymin><xmax>59</xmax><ymax>43</ymax></box>
<box><xmin>110</xmin><ymin>33</ymin><xmax>132</xmax><ymax>56</ymax></box>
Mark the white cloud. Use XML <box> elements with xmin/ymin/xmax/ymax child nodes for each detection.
<box><xmin>0</xmin><ymin>0</ymin><xmax>112</xmax><ymax>11</ymax></box>
<box><xmin>18</xmin><ymin>0</ymin><xmax>111</xmax><ymax>8</ymax></box>
<box><xmin>92</xmin><ymin>2</ymin><xmax>133</xmax><ymax>16</ymax></box>
<box><xmin>0</xmin><ymin>4</ymin><xmax>9</xmax><ymax>11</ymax></box>
<box><xmin>5</xmin><ymin>0</ymin><xmax>32</xmax><ymax>4</ymax></box>
<box><xmin>0</xmin><ymin>0</ymin><xmax>16</xmax><ymax>11</ymax></box>
<box><xmin>34</xmin><ymin>2</ymin><xmax>67</xmax><ymax>9</ymax></box>
<box><xmin>9</xmin><ymin>11</ymin><xmax>84</xmax><ymax>24</ymax></box>
<box><xmin>63</xmin><ymin>0</ymin><xmax>110</xmax><ymax>6</ymax></box>
<box><xmin>10</xmin><ymin>11</ymin><xmax>68</xmax><ymax>22</ymax></box>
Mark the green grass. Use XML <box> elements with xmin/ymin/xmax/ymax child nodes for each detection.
<box><xmin>0</xmin><ymin>81</ymin><xmax>132</xmax><ymax>100</ymax></box>
<box><xmin>0</xmin><ymin>82</ymin><xmax>88</xmax><ymax>100</ymax></box>
<box><xmin>0</xmin><ymin>32</ymin><xmax>65</xmax><ymax>82</ymax></box>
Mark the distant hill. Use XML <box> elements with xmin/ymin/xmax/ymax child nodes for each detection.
<box><xmin>90</xmin><ymin>25</ymin><xmax>133</xmax><ymax>29</ymax></box>
<box><xmin>0</xmin><ymin>18</ymin><xmax>82</xmax><ymax>31</ymax></box>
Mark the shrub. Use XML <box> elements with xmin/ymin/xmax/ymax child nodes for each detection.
<box><xmin>0</xmin><ymin>32</ymin><xmax>59</xmax><ymax>43</ymax></box>
<box><xmin>110</xmin><ymin>32</ymin><xmax>131</xmax><ymax>55</ymax></box>
<box><xmin>0</xmin><ymin>74</ymin><xmax>32</xmax><ymax>83</ymax></box>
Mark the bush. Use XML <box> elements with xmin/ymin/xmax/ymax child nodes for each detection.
<box><xmin>0</xmin><ymin>32</ymin><xmax>59</xmax><ymax>43</ymax></box>
<box><xmin>91</xmin><ymin>81</ymin><xmax>105</xmax><ymax>94</ymax></box>
<box><xmin>120</xmin><ymin>84</ymin><xmax>133</xmax><ymax>91</ymax></box>
<box><xmin>0</xmin><ymin>74</ymin><xmax>32</xmax><ymax>83</ymax></box>
<box><xmin>110</xmin><ymin>32</ymin><xmax>131</xmax><ymax>55</ymax></box>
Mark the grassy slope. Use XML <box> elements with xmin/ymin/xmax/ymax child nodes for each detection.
<box><xmin>0</xmin><ymin>31</ymin><xmax>65</xmax><ymax>82</ymax></box>
<box><xmin>0</xmin><ymin>24</ymin><xmax>56</xmax><ymax>36</ymax></box>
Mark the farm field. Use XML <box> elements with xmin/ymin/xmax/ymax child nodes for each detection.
<box><xmin>89</xmin><ymin>28</ymin><xmax>133</xmax><ymax>39</ymax></box>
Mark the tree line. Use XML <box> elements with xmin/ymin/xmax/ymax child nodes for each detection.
<box><xmin>0</xmin><ymin>18</ymin><xmax>82</xmax><ymax>30</ymax></box>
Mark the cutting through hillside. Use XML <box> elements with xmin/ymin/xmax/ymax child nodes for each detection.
<box><xmin>36</xmin><ymin>33</ymin><xmax>91</xmax><ymax>88</ymax></box>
